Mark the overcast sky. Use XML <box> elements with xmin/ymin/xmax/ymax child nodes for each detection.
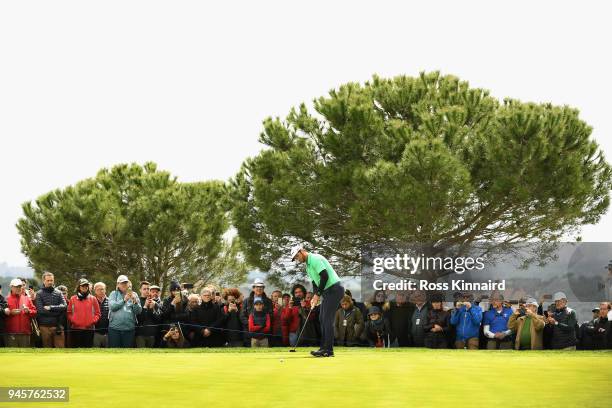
<box><xmin>1</xmin><ymin>1</ymin><xmax>611</xmax><ymax>267</ymax></box>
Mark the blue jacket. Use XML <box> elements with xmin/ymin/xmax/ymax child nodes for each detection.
<box><xmin>108</xmin><ymin>289</ymin><xmax>142</xmax><ymax>331</ymax></box>
<box><xmin>450</xmin><ymin>305</ymin><xmax>483</xmax><ymax>341</ymax></box>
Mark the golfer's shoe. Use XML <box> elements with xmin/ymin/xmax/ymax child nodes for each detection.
<box><xmin>310</xmin><ymin>349</ymin><xmax>334</xmax><ymax>357</ymax></box>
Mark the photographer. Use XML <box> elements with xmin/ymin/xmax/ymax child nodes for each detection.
<box><xmin>161</xmin><ymin>280</ymin><xmax>189</xmax><ymax>325</ymax></box>
<box><xmin>35</xmin><ymin>271</ymin><xmax>67</xmax><ymax>348</ymax></box>
<box><xmin>163</xmin><ymin>324</ymin><xmax>189</xmax><ymax>348</ymax></box>
<box><xmin>136</xmin><ymin>281</ymin><xmax>161</xmax><ymax>348</ymax></box>
<box><xmin>482</xmin><ymin>294</ymin><xmax>513</xmax><ymax>350</ymax></box>
<box><xmin>222</xmin><ymin>288</ymin><xmax>244</xmax><ymax>347</ymax></box>
<box><xmin>450</xmin><ymin>292</ymin><xmax>482</xmax><ymax>349</ymax></box>
<box><xmin>108</xmin><ymin>275</ymin><xmax>142</xmax><ymax>348</ymax></box>
<box><xmin>508</xmin><ymin>298</ymin><xmax>545</xmax><ymax>350</ymax></box>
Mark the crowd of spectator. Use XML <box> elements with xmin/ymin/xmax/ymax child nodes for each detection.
<box><xmin>1</xmin><ymin>272</ymin><xmax>611</xmax><ymax>350</ymax></box>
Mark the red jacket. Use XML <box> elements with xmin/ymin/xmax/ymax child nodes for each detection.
<box><xmin>68</xmin><ymin>294</ymin><xmax>101</xmax><ymax>329</ymax></box>
<box><xmin>281</xmin><ymin>305</ymin><xmax>300</xmax><ymax>345</ymax></box>
<box><xmin>5</xmin><ymin>293</ymin><xmax>37</xmax><ymax>335</ymax></box>
<box><xmin>248</xmin><ymin>312</ymin><xmax>271</xmax><ymax>339</ymax></box>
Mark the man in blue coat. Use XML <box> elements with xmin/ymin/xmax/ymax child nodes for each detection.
<box><xmin>450</xmin><ymin>292</ymin><xmax>483</xmax><ymax>349</ymax></box>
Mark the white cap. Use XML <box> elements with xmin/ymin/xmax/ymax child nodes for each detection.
<box><xmin>252</xmin><ymin>278</ymin><xmax>265</xmax><ymax>288</ymax></box>
<box><xmin>290</xmin><ymin>245</ymin><xmax>303</xmax><ymax>260</ymax></box>
<box><xmin>524</xmin><ymin>298</ymin><xmax>538</xmax><ymax>306</ymax></box>
<box><xmin>116</xmin><ymin>275</ymin><xmax>129</xmax><ymax>283</ymax></box>
<box><xmin>552</xmin><ymin>292</ymin><xmax>567</xmax><ymax>301</ymax></box>
<box><xmin>10</xmin><ymin>278</ymin><xmax>23</xmax><ymax>287</ymax></box>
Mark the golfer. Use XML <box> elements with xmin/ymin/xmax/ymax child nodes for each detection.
<box><xmin>291</xmin><ymin>245</ymin><xmax>344</xmax><ymax>357</ymax></box>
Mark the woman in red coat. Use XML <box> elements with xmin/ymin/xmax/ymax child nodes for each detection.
<box><xmin>3</xmin><ymin>279</ymin><xmax>37</xmax><ymax>347</ymax></box>
<box><xmin>67</xmin><ymin>278</ymin><xmax>101</xmax><ymax>348</ymax></box>
<box><xmin>281</xmin><ymin>293</ymin><xmax>300</xmax><ymax>346</ymax></box>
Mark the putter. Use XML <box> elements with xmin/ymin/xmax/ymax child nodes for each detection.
<box><xmin>289</xmin><ymin>306</ymin><xmax>313</xmax><ymax>352</ymax></box>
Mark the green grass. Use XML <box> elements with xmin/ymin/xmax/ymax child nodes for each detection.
<box><xmin>0</xmin><ymin>348</ymin><xmax>611</xmax><ymax>407</ymax></box>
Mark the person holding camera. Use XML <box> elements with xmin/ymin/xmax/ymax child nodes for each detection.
<box><xmin>482</xmin><ymin>293</ymin><xmax>514</xmax><ymax>350</ymax></box>
<box><xmin>222</xmin><ymin>288</ymin><xmax>244</xmax><ymax>347</ymax></box>
<box><xmin>108</xmin><ymin>275</ymin><xmax>142</xmax><ymax>348</ymax></box>
<box><xmin>450</xmin><ymin>292</ymin><xmax>483</xmax><ymax>349</ymax></box>
<box><xmin>67</xmin><ymin>278</ymin><xmax>101</xmax><ymax>348</ymax></box>
<box><xmin>508</xmin><ymin>298</ymin><xmax>545</xmax><ymax>350</ymax></box>
<box><xmin>281</xmin><ymin>293</ymin><xmax>300</xmax><ymax>346</ymax></box>
<box><xmin>4</xmin><ymin>279</ymin><xmax>37</xmax><ymax>347</ymax></box>
<box><xmin>35</xmin><ymin>271</ymin><xmax>67</xmax><ymax>348</ymax></box>
<box><xmin>163</xmin><ymin>324</ymin><xmax>189</xmax><ymax>348</ymax></box>
<box><xmin>136</xmin><ymin>281</ymin><xmax>161</xmax><ymax>348</ymax></box>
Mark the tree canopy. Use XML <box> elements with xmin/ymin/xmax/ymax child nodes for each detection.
<box><xmin>18</xmin><ymin>162</ymin><xmax>244</xmax><ymax>290</ymax></box>
<box><xmin>231</xmin><ymin>72</ymin><xmax>612</xmax><ymax>281</ymax></box>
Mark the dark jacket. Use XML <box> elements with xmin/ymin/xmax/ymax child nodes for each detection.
<box><xmin>361</xmin><ymin>317</ymin><xmax>392</xmax><ymax>347</ymax></box>
<box><xmin>549</xmin><ymin>307</ymin><xmax>577</xmax><ymax>349</ymax></box>
<box><xmin>0</xmin><ymin>294</ymin><xmax>7</xmax><ymax>334</ymax></box>
<box><xmin>95</xmin><ymin>296</ymin><xmax>109</xmax><ymax>334</ymax></box>
<box><xmin>161</xmin><ymin>294</ymin><xmax>189</xmax><ymax>324</ymax></box>
<box><xmin>35</xmin><ymin>286</ymin><xmax>67</xmax><ymax>327</ymax></box>
<box><xmin>136</xmin><ymin>297</ymin><xmax>162</xmax><ymax>337</ymax></box>
<box><xmin>388</xmin><ymin>302</ymin><xmax>414</xmax><ymax>346</ymax></box>
<box><xmin>223</xmin><ymin>304</ymin><xmax>244</xmax><ymax>343</ymax></box>
<box><xmin>424</xmin><ymin>308</ymin><xmax>449</xmax><ymax>339</ymax></box>
<box><xmin>590</xmin><ymin>316</ymin><xmax>611</xmax><ymax>350</ymax></box>
<box><xmin>334</xmin><ymin>306</ymin><xmax>364</xmax><ymax>346</ymax></box>
<box><xmin>187</xmin><ymin>301</ymin><xmax>224</xmax><ymax>347</ymax></box>
<box><xmin>411</xmin><ymin>304</ymin><xmax>430</xmax><ymax>347</ymax></box>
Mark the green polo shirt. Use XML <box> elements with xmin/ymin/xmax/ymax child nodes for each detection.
<box><xmin>519</xmin><ymin>316</ymin><xmax>532</xmax><ymax>350</ymax></box>
<box><xmin>306</xmin><ymin>253</ymin><xmax>340</xmax><ymax>291</ymax></box>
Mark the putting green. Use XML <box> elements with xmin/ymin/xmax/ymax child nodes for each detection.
<box><xmin>0</xmin><ymin>348</ymin><xmax>610</xmax><ymax>407</ymax></box>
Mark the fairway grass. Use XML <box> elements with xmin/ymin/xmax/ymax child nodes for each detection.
<box><xmin>1</xmin><ymin>348</ymin><xmax>610</xmax><ymax>407</ymax></box>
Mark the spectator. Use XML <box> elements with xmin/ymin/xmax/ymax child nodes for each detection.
<box><xmin>409</xmin><ymin>291</ymin><xmax>429</xmax><ymax>347</ymax></box>
<box><xmin>93</xmin><ymin>282</ymin><xmax>109</xmax><ymax>348</ymax></box>
<box><xmin>270</xmin><ymin>290</ymin><xmax>283</xmax><ymax>346</ymax></box>
<box><xmin>56</xmin><ymin>284</ymin><xmax>69</xmax><ymax>346</ymax></box>
<box><xmin>297</xmin><ymin>292</ymin><xmax>320</xmax><ymax>346</ymax></box>
<box><xmin>366</xmin><ymin>290</ymin><xmax>391</xmax><ymax>317</ymax></box>
<box><xmin>388</xmin><ymin>292</ymin><xmax>414</xmax><ymax>347</ymax></box>
<box><xmin>591</xmin><ymin>302</ymin><xmax>611</xmax><ymax>350</ymax></box>
<box><xmin>187</xmin><ymin>289</ymin><xmax>225</xmax><ymax>347</ymax></box>
<box><xmin>291</xmin><ymin>284</ymin><xmax>307</xmax><ymax>308</ymax></box>
<box><xmin>108</xmin><ymin>275</ymin><xmax>142</xmax><ymax>348</ymax></box>
<box><xmin>334</xmin><ymin>295</ymin><xmax>364</xmax><ymax>346</ymax></box>
<box><xmin>3</xmin><ymin>278</ymin><xmax>37</xmax><ymax>347</ymax></box>
<box><xmin>248</xmin><ymin>297</ymin><xmax>271</xmax><ymax>347</ymax></box>
<box><xmin>67</xmin><ymin>278</ymin><xmax>101</xmax><ymax>348</ymax></box>
<box><xmin>508</xmin><ymin>298</ymin><xmax>545</xmax><ymax>350</ymax></box>
<box><xmin>424</xmin><ymin>293</ymin><xmax>449</xmax><ymax>349</ymax></box>
<box><xmin>0</xmin><ymin>284</ymin><xmax>6</xmax><ymax>347</ymax></box>
<box><xmin>546</xmin><ymin>292</ymin><xmax>577</xmax><ymax>350</ymax></box>
<box><xmin>240</xmin><ymin>279</ymin><xmax>273</xmax><ymax>332</ymax></box>
<box><xmin>482</xmin><ymin>294</ymin><xmax>513</xmax><ymax>350</ymax></box>
<box><xmin>21</xmin><ymin>277</ymin><xmax>37</xmax><ymax>302</ymax></box>
<box><xmin>345</xmin><ymin>289</ymin><xmax>367</xmax><ymax>320</ymax></box>
<box><xmin>136</xmin><ymin>281</ymin><xmax>161</xmax><ymax>348</ymax></box>
<box><xmin>281</xmin><ymin>293</ymin><xmax>300</xmax><ymax>346</ymax></box>
<box><xmin>163</xmin><ymin>324</ymin><xmax>189</xmax><ymax>348</ymax></box>
<box><xmin>35</xmin><ymin>271</ymin><xmax>67</xmax><ymax>348</ymax></box>
<box><xmin>161</xmin><ymin>280</ymin><xmax>189</xmax><ymax>326</ymax></box>
<box><xmin>361</xmin><ymin>306</ymin><xmax>392</xmax><ymax>347</ymax></box>
<box><xmin>450</xmin><ymin>293</ymin><xmax>483</xmax><ymax>349</ymax></box>
<box><xmin>222</xmin><ymin>288</ymin><xmax>244</xmax><ymax>347</ymax></box>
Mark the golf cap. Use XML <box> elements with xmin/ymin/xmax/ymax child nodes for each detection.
<box><xmin>592</xmin><ymin>307</ymin><xmax>600</xmax><ymax>313</ymax></box>
<box><xmin>150</xmin><ymin>285</ymin><xmax>161</xmax><ymax>291</ymax></box>
<box><xmin>78</xmin><ymin>278</ymin><xmax>90</xmax><ymax>286</ymax></box>
<box><xmin>9</xmin><ymin>278</ymin><xmax>23</xmax><ymax>287</ymax></box>
<box><xmin>116</xmin><ymin>275</ymin><xmax>129</xmax><ymax>283</ymax></box>
<box><xmin>290</xmin><ymin>245</ymin><xmax>303</xmax><ymax>260</ymax></box>
<box><xmin>525</xmin><ymin>298</ymin><xmax>538</xmax><ymax>307</ymax></box>
<box><xmin>552</xmin><ymin>292</ymin><xmax>567</xmax><ymax>301</ymax></box>
<box><xmin>252</xmin><ymin>278</ymin><xmax>265</xmax><ymax>288</ymax></box>
<box><xmin>253</xmin><ymin>297</ymin><xmax>263</xmax><ymax>304</ymax></box>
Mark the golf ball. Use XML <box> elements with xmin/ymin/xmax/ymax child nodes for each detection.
<box><xmin>280</xmin><ymin>359</ymin><xmax>284</xmax><ymax>362</ymax></box>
